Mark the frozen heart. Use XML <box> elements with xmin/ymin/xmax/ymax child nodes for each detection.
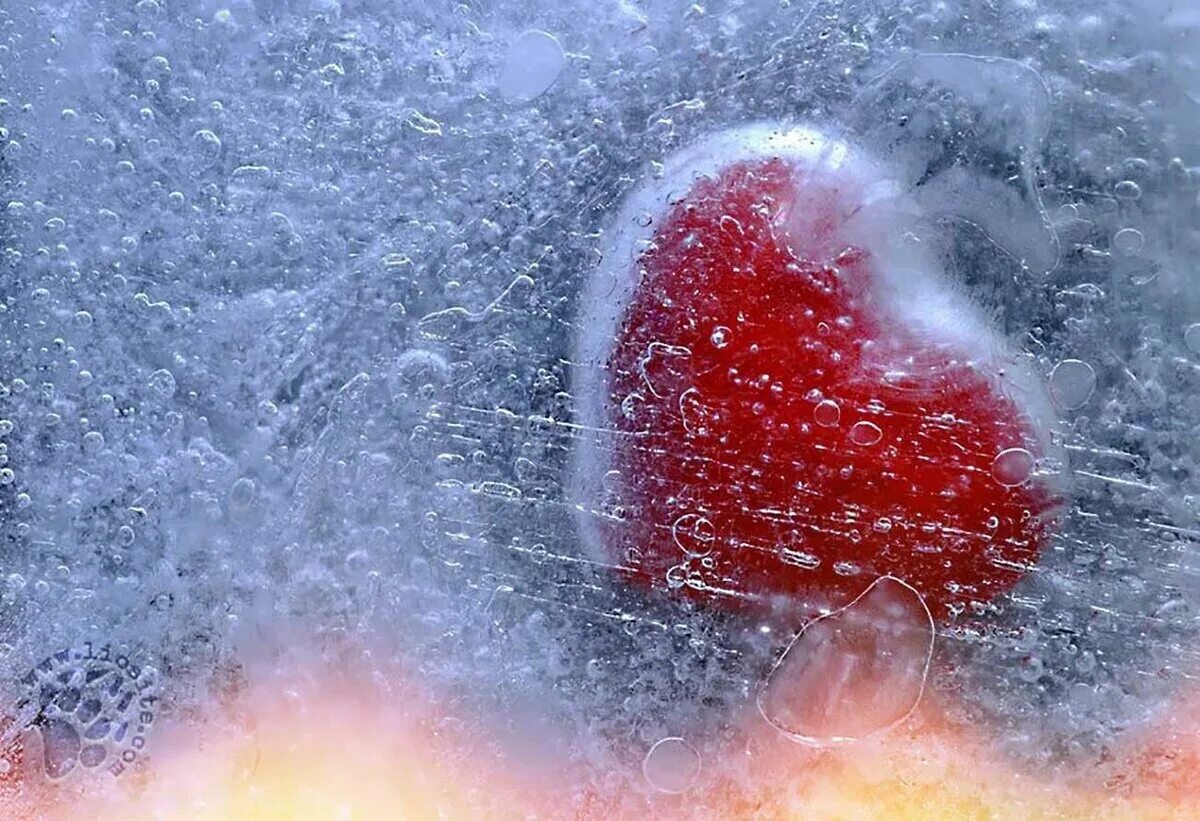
<box><xmin>572</xmin><ymin>126</ymin><xmax>1059</xmax><ymax>621</ymax></box>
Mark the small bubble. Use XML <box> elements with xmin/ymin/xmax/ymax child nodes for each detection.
<box><xmin>82</xmin><ymin>431</ymin><xmax>105</xmax><ymax>452</ymax></box>
<box><xmin>118</xmin><ymin>525</ymin><xmax>135</xmax><ymax>546</ymax></box>
<box><xmin>1113</xmin><ymin>180</ymin><xmax>1141</xmax><ymax>200</ymax></box>
<box><xmin>229</xmin><ymin>477</ymin><xmax>256</xmax><ymax>511</ymax></box>
<box><xmin>1184</xmin><ymin>323</ymin><xmax>1200</xmax><ymax>355</ymax></box>
<box><xmin>0</xmin><ymin>468</ymin><xmax>13</xmax><ymax>485</ymax></box>
<box><xmin>991</xmin><ymin>448</ymin><xmax>1035</xmax><ymax>488</ymax></box>
<box><xmin>193</xmin><ymin>128</ymin><xmax>222</xmax><ymax>157</ymax></box>
<box><xmin>148</xmin><ymin>368</ymin><xmax>176</xmax><ymax>398</ymax></box>
<box><xmin>813</xmin><ymin>399</ymin><xmax>840</xmax><ymax>427</ymax></box>
<box><xmin>848</xmin><ymin>420</ymin><xmax>882</xmax><ymax>446</ymax></box>
<box><xmin>642</xmin><ymin>737</ymin><xmax>701</xmax><ymax>794</ymax></box>
<box><xmin>1112</xmin><ymin>227</ymin><xmax>1144</xmax><ymax>255</ymax></box>
<box><xmin>671</xmin><ymin>513</ymin><xmax>715</xmax><ymax>557</ymax></box>
<box><xmin>1018</xmin><ymin>656</ymin><xmax>1044</xmax><ymax>682</ymax></box>
<box><xmin>1049</xmin><ymin>359</ymin><xmax>1096</xmax><ymax>410</ymax></box>
<box><xmin>664</xmin><ymin>564</ymin><xmax>687</xmax><ymax>590</ymax></box>
<box><xmin>710</xmin><ymin>325</ymin><xmax>731</xmax><ymax>348</ymax></box>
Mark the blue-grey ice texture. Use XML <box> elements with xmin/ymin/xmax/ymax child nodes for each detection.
<box><xmin>2</xmin><ymin>0</ymin><xmax>1200</xmax><ymax>804</ymax></box>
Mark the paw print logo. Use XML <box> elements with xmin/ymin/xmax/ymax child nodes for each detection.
<box><xmin>1</xmin><ymin>644</ymin><xmax>157</xmax><ymax>785</ymax></box>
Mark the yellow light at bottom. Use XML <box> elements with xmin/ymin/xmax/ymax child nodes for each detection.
<box><xmin>7</xmin><ymin>662</ymin><xmax>1200</xmax><ymax>820</ymax></box>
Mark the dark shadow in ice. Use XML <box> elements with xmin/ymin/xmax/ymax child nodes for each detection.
<box><xmin>853</xmin><ymin>52</ymin><xmax>1060</xmax><ymax>278</ymax></box>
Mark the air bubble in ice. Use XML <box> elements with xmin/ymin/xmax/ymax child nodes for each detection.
<box><xmin>848</xmin><ymin>420</ymin><xmax>882</xmax><ymax>446</ymax></box>
<box><xmin>1112</xmin><ymin>227</ymin><xmax>1144</xmax><ymax>255</ymax></box>
<box><xmin>991</xmin><ymin>447</ymin><xmax>1035</xmax><ymax>487</ymax></box>
<box><xmin>148</xmin><ymin>368</ymin><xmax>177</xmax><ymax>398</ymax></box>
<box><xmin>193</xmin><ymin>128</ymin><xmax>221</xmax><ymax>159</ymax></box>
<box><xmin>1018</xmin><ymin>655</ymin><xmax>1044</xmax><ymax>682</ymax></box>
<box><xmin>81</xmin><ymin>431</ymin><xmax>104</xmax><ymax>453</ymax></box>
<box><xmin>1049</xmin><ymin>358</ymin><xmax>1097</xmax><ymax>410</ymax></box>
<box><xmin>757</xmin><ymin>576</ymin><xmax>934</xmax><ymax>746</ymax></box>
<box><xmin>229</xmin><ymin>477</ymin><xmax>256</xmax><ymax>511</ymax></box>
<box><xmin>393</xmin><ymin>349</ymin><xmax>451</xmax><ymax>389</ymax></box>
<box><xmin>1184</xmin><ymin>322</ymin><xmax>1200</xmax><ymax>354</ymax></box>
<box><xmin>710</xmin><ymin>325</ymin><xmax>731</xmax><ymax>348</ymax></box>
<box><xmin>813</xmin><ymin>399</ymin><xmax>840</xmax><ymax>427</ymax></box>
<box><xmin>1114</xmin><ymin>180</ymin><xmax>1141</xmax><ymax>200</ymax></box>
<box><xmin>664</xmin><ymin>564</ymin><xmax>687</xmax><ymax>589</ymax></box>
<box><xmin>642</xmin><ymin>736</ymin><xmax>701</xmax><ymax>794</ymax></box>
<box><xmin>671</xmin><ymin>513</ymin><xmax>715</xmax><ymax>557</ymax></box>
<box><xmin>498</xmin><ymin>31</ymin><xmax>566</xmax><ymax>103</ymax></box>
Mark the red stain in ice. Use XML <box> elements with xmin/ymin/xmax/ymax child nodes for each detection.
<box><xmin>600</xmin><ymin>158</ymin><xmax>1054</xmax><ymax>619</ymax></box>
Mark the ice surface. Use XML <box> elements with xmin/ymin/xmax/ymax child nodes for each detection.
<box><xmin>1</xmin><ymin>0</ymin><xmax>1200</xmax><ymax>814</ymax></box>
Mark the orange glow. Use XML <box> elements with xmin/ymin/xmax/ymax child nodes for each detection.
<box><xmin>4</xmin><ymin>658</ymin><xmax>1199</xmax><ymax>820</ymax></box>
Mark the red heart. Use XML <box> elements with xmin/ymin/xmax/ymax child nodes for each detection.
<box><xmin>575</xmin><ymin>128</ymin><xmax>1057</xmax><ymax>622</ymax></box>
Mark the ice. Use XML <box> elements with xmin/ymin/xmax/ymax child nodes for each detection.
<box><xmin>1</xmin><ymin>0</ymin><xmax>1200</xmax><ymax>814</ymax></box>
